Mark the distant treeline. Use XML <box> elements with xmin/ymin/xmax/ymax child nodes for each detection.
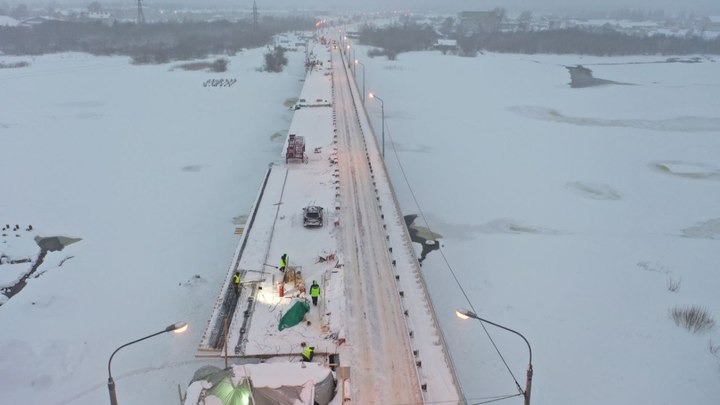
<box><xmin>359</xmin><ymin>23</ymin><xmax>438</xmax><ymax>60</ymax></box>
<box><xmin>457</xmin><ymin>28</ymin><xmax>720</xmax><ymax>56</ymax></box>
<box><xmin>0</xmin><ymin>18</ymin><xmax>314</xmax><ymax>63</ymax></box>
<box><xmin>359</xmin><ymin>23</ymin><xmax>720</xmax><ymax>58</ymax></box>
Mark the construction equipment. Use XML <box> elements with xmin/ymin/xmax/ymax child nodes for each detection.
<box><xmin>286</xmin><ymin>133</ymin><xmax>307</xmax><ymax>163</ymax></box>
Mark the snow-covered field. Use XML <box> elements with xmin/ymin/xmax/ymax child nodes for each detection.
<box><xmin>354</xmin><ymin>48</ymin><xmax>720</xmax><ymax>404</ymax></box>
<box><xmin>1</xmin><ymin>40</ymin><xmax>719</xmax><ymax>405</ymax></box>
<box><xmin>0</xmin><ymin>48</ymin><xmax>306</xmax><ymax>404</ymax></box>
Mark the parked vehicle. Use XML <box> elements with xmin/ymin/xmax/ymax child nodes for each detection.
<box><xmin>303</xmin><ymin>206</ymin><xmax>324</xmax><ymax>227</ymax></box>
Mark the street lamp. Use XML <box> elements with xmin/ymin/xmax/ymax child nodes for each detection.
<box><xmin>354</xmin><ymin>59</ymin><xmax>365</xmax><ymax>103</ymax></box>
<box><xmin>107</xmin><ymin>322</ymin><xmax>189</xmax><ymax>405</ymax></box>
<box><xmin>368</xmin><ymin>92</ymin><xmax>384</xmax><ymax>158</ymax></box>
<box><xmin>456</xmin><ymin>309</ymin><xmax>533</xmax><ymax>405</ymax></box>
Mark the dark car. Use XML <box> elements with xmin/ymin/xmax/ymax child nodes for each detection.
<box><xmin>303</xmin><ymin>206</ymin><xmax>323</xmax><ymax>227</ymax></box>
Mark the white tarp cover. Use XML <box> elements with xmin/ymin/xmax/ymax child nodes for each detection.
<box><xmin>232</xmin><ymin>363</ymin><xmax>335</xmax><ymax>405</ymax></box>
<box><xmin>185</xmin><ymin>362</ymin><xmax>335</xmax><ymax>405</ymax></box>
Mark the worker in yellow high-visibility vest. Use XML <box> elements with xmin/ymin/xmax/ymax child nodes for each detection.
<box><xmin>310</xmin><ymin>280</ymin><xmax>320</xmax><ymax>306</ymax></box>
<box><xmin>301</xmin><ymin>346</ymin><xmax>314</xmax><ymax>362</ymax></box>
<box><xmin>279</xmin><ymin>253</ymin><xmax>288</xmax><ymax>272</ymax></box>
<box><xmin>233</xmin><ymin>271</ymin><xmax>241</xmax><ymax>294</ymax></box>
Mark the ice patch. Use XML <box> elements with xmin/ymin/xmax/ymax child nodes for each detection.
<box><xmin>440</xmin><ymin>218</ymin><xmax>563</xmax><ymax>238</ymax></box>
<box><xmin>74</xmin><ymin>112</ymin><xmax>103</xmax><ymax>119</ymax></box>
<box><xmin>650</xmin><ymin>161</ymin><xmax>720</xmax><ymax>180</ymax></box>
<box><xmin>508</xmin><ymin>105</ymin><xmax>720</xmax><ymax>132</ymax></box>
<box><xmin>182</xmin><ymin>164</ymin><xmax>204</xmax><ymax>172</ymax></box>
<box><xmin>0</xmin><ymin>338</ymin><xmax>88</xmax><ymax>389</ymax></box>
<box><xmin>680</xmin><ymin>218</ymin><xmax>720</xmax><ymax>239</ymax></box>
<box><xmin>393</xmin><ymin>143</ymin><xmax>433</xmax><ymax>154</ymax></box>
<box><xmin>270</xmin><ymin>132</ymin><xmax>285</xmax><ymax>143</ymax></box>
<box><xmin>56</xmin><ymin>101</ymin><xmax>104</xmax><ymax>108</ymax></box>
<box><xmin>566</xmin><ymin>181</ymin><xmax>622</xmax><ymax>200</ymax></box>
<box><xmin>479</xmin><ymin>218</ymin><xmax>563</xmax><ymax>235</ymax></box>
<box><xmin>233</xmin><ymin>214</ymin><xmax>248</xmax><ymax>225</ymax></box>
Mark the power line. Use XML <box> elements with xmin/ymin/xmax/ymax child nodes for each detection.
<box><xmin>470</xmin><ymin>393</ymin><xmax>524</xmax><ymax>404</ymax></box>
<box><xmin>382</xmin><ymin>117</ymin><xmax>524</xmax><ymax>395</ymax></box>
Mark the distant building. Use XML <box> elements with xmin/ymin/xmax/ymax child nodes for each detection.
<box><xmin>434</xmin><ymin>39</ymin><xmax>458</xmax><ymax>53</ymax></box>
<box><xmin>458</xmin><ymin>10</ymin><xmax>503</xmax><ymax>33</ymax></box>
<box><xmin>79</xmin><ymin>11</ymin><xmax>113</xmax><ymax>24</ymax></box>
<box><xmin>21</xmin><ymin>16</ymin><xmax>57</xmax><ymax>26</ymax></box>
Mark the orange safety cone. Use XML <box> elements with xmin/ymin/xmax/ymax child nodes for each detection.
<box><xmin>278</xmin><ymin>282</ymin><xmax>284</xmax><ymax>297</ymax></box>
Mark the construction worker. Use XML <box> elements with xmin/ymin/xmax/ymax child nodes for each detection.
<box><xmin>301</xmin><ymin>346</ymin><xmax>314</xmax><ymax>362</ymax></box>
<box><xmin>279</xmin><ymin>253</ymin><xmax>288</xmax><ymax>273</ymax></box>
<box><xmin>310</xmin><ymin>280</ymin><xmax>320</xmax><ymax>306</ymax></box>
<box><xmin>233</xmin><ymin>271</ymin><xmax>241</xmax><ymax>294</ymax></box>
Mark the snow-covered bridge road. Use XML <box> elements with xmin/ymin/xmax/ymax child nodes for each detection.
<box><xmin>193</xmin><ymin>34</ymin><xmax>462</xmax><ymax>405</ymax></box>
<box><xmin>332</xmin><ymin>46</ymin><xmax>424</xmax><ymax>404</ymax></box>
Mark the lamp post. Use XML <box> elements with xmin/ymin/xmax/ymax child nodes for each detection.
<box><xmin>107</xmin><ymin>322</ymin><xmax>188</xmax><ymax>405</ymax></box>
<box><xmin>368</xmin><ymin>93</ymin><xmax>384</xmax><ymax>158</ymax></box>
<box><xmin>456</xmin><ymin>309</ymin><xmax>533</xmax><ymax>405</ymax></box>
<box><xmin>354</xmin><ymin>59</ymin><xmax>365</xmax><ymax>103</ymax></box>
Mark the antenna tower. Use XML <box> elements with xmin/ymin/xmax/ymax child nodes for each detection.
<box><xmin>252</xmin><ymin>0</ymin><xmax>258</xmax><ymax>29</ymax></box>
<box><xmin>137</xmin><ymin>0</ymin><xmax>146</xmax><ymax>24</ymax></box>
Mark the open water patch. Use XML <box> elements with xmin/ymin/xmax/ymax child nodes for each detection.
<box><xmin>404</xmin><ymin>214</ymin><xmax>441</xmax><ymax>263</ymax></box>
<box><xmin>650</xmin><ymin>161</ymin><xmax>720</xmax><ymax>181</ymax></box>
<box><xmin>507</xmin><ymin>105</ymin><xmax>720</xmax><ymax>132</ymax></box>
<box><xmin>35</xmin><ymin>235</ymin><xmax>81</xmax><ymax>251</ymax></box>
<box><xmin>566</xmin><ymin>181</ymin><xmax>622</xmax><ymax>200</ymax></box>
<box><xmin>565</xmin><ymin>65</ymin><xmax>633</xmax><ymax>88</ymax></box>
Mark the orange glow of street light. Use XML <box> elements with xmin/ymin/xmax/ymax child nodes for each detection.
<box><xmin>168</xmin><ymin>322</ymin><xmax>189</xmax><ymax>334</ymax></box>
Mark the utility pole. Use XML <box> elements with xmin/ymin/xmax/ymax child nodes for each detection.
<box><xmin>252</xmin><ymin>0</ymin><xmax>258</xmax><ymax>29</ymax></box>
<box><xmin>136</xmin><ymin>0</ymin><xmax>145</xmax><ymax>24</ymax></box>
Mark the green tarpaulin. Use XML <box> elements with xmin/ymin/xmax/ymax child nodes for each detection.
<box><xmin>278</xmin><ymin>300</ymin><xmax>309</xmax><ymax>331</ymax></box>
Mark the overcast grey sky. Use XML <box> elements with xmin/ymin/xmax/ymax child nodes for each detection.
<box><xmin>7</xmin><ymin>0</ymin><xmax>720</xmax><ymax>15</ymax></box>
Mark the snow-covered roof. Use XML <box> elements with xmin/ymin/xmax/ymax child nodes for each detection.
<box><xmin>0</xmin><ymin>15</ymin><xmax>20</xmax><ymax>27</ymax></box>
<box><xmin>436</xmin><ymin>39</ymin><xmax>458</xmax><ymax>47</ymax></box>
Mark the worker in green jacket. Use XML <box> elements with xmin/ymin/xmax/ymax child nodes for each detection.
<box><xmin>301</xmin><ymin>346</ymin><xmax>315</xmax><ymax>362</ymax></box>
<box><xmin>310</xmin><ymin>280</ymin><xmax>320</xmax><ymax>306</ymax></box>
<box><xmin>279</xmin><ymin>253</ymin><xmax>288</xmax><ymax>272</ymax></box>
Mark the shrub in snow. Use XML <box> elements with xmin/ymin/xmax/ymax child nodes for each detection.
<box><xmin>666</xmin><ymin>275</ymin><xmax>681</xmax><ymax>292</ymax></box>
<box><xmin>670</xmin><ymin>305</ymin><xmax>715</xmax><ymax>334</ymax></box>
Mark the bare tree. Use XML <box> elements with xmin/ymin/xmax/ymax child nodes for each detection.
<box><xmin>87</xmin><ymin>1</ymin><xmax>102</xmax><ymax>14</ymax></box>
<box><xmin>11</xmin><ymin>3</ymin><xmax>29</xmax><ymax>19</ymax></box>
